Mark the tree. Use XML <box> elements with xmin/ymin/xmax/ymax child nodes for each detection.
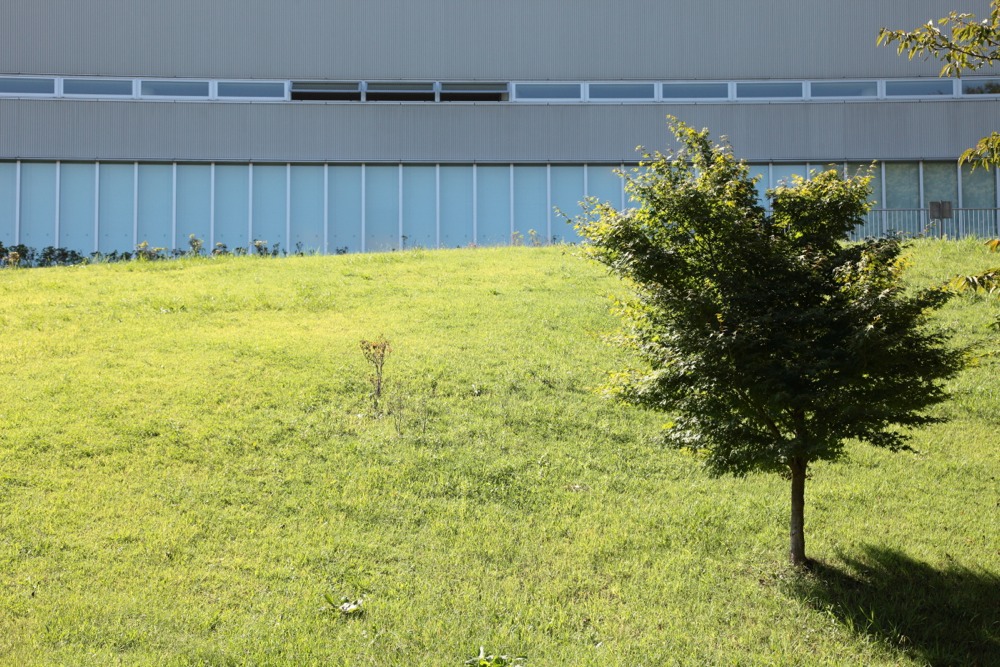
<box><xmin>576</xmin><ymin>120</ymin><xmax>965</xmax><ymax>568</ymax></box>
<box><xmin>878</xmin><ymin>1</ymin><xmax>1000</xmax><ymax>167</ymax></box>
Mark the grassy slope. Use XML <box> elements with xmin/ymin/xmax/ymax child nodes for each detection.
<box><xmin>0</xmin><ymin>241</ymin><xmax>996</xmax><ymax>666</ymax></box>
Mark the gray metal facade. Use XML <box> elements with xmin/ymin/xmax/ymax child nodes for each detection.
<box><xmin>0</xmin><ymin>1</ymin><xmax>992</xmax><ymax>80</ymax></box>
<box><xmin>1</xmin><ymin>97</ymin><xmax>997</xmax><ymax>164</ymax></box>
<box><xmin>0</xmin><ymin>1</ymin><xmax>997</xmax><ymax>164</ymax></box>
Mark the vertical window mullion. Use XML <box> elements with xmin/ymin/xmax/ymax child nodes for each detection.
<box><xmin>248</xmin><ymin>163</ymin><xmax>254</xmax><ymax>249</ymax></box>
<box><xmin>209</xmin><ymin>163</ymin><xmax>216</xmax><ymax>249</ymax></box>
<box><xmin>93</xmin><ymin>162</ymin><xmax>100</xmax><ymax>254</ymax></box>
<box><xmin>360</xmin><ymin>164</ymin><xmax>366</xmax><ymax>253</ymax></box>
<box><xmin>957</xmin><ymin>161</ymin><xmax>965</xmax><ymax>238</ymax></box>
<box><xmin>54</xmin><ymin>161</ymin><xmax>61</xmax><ymax>247</ymax></box>
<box><xmin>132</xmin><ymin>162</ymin><xmax>139</xmax><ymax>249</ymax></box>
<box><xmin>620</xmin><ymin>163</ymin><xmax>626</xmax><ymax>210</ymax></box>
<box><xmin>918</xmin><ymin>161</ymin><xmax>925</xmax><ymax>208</ymax></box>
<box><xmin>918</xmin><ymin>161</ymin><xmax>926</xmax><ymax>233</ymax></box>
<box><xmin>285</xmin><ymin>164</ymin><xmax>291</xmax><ymax>251</ymax></box>
<box><xmin>509</xmin><ymin>164</ymin><xmax>515</xmax><ymax>240</ymax></box>
<box><xmin>171</xmin><ymin>163</ymin><xmax>177</xmax><ymax>251</ymax></box>
<box><xmin>323</xmin><ymin>164</ymin><xmax>329</xmax><ymax>254</ymax></box>
<box><xmin>398</xmin><ymin>164</ymin><xmax>404</xmax><ymax>249</ymax></box>
<box><xmin>880</xmin><ymin>162</ymin><xmax>888</xmax><ymax>236</ymax></box>
<box><xmin>472</xmin><ymin>164</ymin><xmax>478</xmax><ymax>245</ymax></box>
<box><xmin>767</xmin><ymin>164</ymin><xmax>774</xmax><ymax>211</ymax></box>
<box><xmin>13</xmin><ymin>161</ymin><xmax>20</xmax><ymax>245</ymax></box>
<box><xmin>546</xmin><ymin>164</ymin><xmax>552</xmax><ymax>243</ymax></box>
<box><xmin>435</xmin><ymin>164</ymin><xmax>441</xmax><ymax>249</ymax></box>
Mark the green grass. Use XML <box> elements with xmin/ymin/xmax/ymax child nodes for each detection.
<box><xmin>0</xmin><ymin>240</ymin><xmax>997</xmax><ymax>666</ymax></box>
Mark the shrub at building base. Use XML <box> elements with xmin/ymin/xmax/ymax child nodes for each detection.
<box><xmin>576</xmin><ymin>120</ymin><xmax>965</xmax><ymax>567</ymax></box>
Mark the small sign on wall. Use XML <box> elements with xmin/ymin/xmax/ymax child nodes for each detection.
<box><xmin>929</xmin><ymin>201</ymin><xmax>953</xmax><ymax>220</ymax></box>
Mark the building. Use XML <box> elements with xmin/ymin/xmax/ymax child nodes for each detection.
<box><xmin>1</xmin><ymin>1</ymin><xmax>998</xmax><ymax>256</ymax></box>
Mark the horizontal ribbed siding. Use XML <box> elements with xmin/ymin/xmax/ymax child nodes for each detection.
<box><xmin>1</xmin><ymin>98</ymin><xmax>996</xmax><ymax>163</ymax></box>
<box><xmin>2</xmin><ymin>1</ymin><xmax>996</xmax><ymax>81</ymax></box>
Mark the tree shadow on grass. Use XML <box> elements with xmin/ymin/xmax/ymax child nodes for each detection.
<box><xmin>787</xmin><ymin>545</ymin><xmax>1000</xmax><ymax>666</ymax></box>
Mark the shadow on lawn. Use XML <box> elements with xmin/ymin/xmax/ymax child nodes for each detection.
<box><xmin>788</xmin><ymin>545</ymin><xmax>1000</xmax><ymax>666</ymax></box>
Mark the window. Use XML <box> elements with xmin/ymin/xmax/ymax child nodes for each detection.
<box><xmin>661</xmin><ymin>82</ymin><xmax>729</xmax><ymax>99</ymax></box>
<box><xmin>217</xmin><ymin>82</ymin><xmax>286</xmax><ymax>99</ymax></box>
<box><xmin>0</xmin><ymin>77</ymin><xmax>55</xmax><ymax>95</ymax></box>
<box><xmin>962</xmin><ymin>79</ymin><xmax>1000</xmax><ymax>95</ymax></box>
<box><xmin>365</xmin><ymin>82</ymin><xmax>435</xmax><ymax>102</ymax></box>
<box><xmin>736</xmin><ymin>82</ymin><xmax>802</xmax><ymax>99</ymax></box>
<box><xmin>63</xmin><ymin>79</ymin><xmax>133</xmax><ymax>96</ymax></box>
<box><xmin>885</xmin><ymin>80</ymin><xmax>954</xmax><ymax>96</ymax></box>
<box><xmin>810</xmin><ymin>81</ymin><xmax>877</xmax><ymax>98</ymax></box>
<box><xmin>140</xmin><ymin>80</ymin><xmax>210</xmax><ymax>97</ymax></box>
<box><xmin>588</xmin><ymin>83</ymin><xmax>655</xmax><ymax>100</ymax></box>
<box><xmin>291</xmin><ymin>82</ymin><xmax>361</xmax><ymax>101</ymax></box>
<box><xmin>439</xmin><ymin>83</ymin><xmax>508</xmax><ymax>102</ymax></box>
<box><xmin>513</xmin><ymin>83</ymin><xmax>581</xmax><ymax>100</ymax></box>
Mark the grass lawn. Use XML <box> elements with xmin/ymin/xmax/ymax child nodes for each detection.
<box><xmin>0</xmin><ymin>239</ymin><xmax>997</xmax><ymax>665</ymax></box>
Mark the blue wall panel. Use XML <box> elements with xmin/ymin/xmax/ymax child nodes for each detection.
<box><xmin>440</xmin><ymin>166</ymin><xmax>473</xmax><ymax>248</ymax></box>
<box><xmin>20</xmin><ymin>162</ymin><xmax>56</xmax><ymax>249</ymax></box>
<box><xmin>98</xmin><ymin>163</ymin><xmax>133</xmax><ymax>253</ymax></box>
<box><xmin>137</xmin><ymin>164</ymin><xmax>173</xmax><ymax>250</ymax></box>
<box><xmin>884</xmin><ymin>163</ymin><xmax>919</xmax><ymax>209</ymax></box>
<box><xmin>214</xmin><ymin>164</ymin><xmax>249</xmax><ymax>251</ymax></box>
<box><xmin>476</xmin><ymin>166</ymin><xmax>510</xmax><ymax>246</ymax></box>
<box><xmin>512</xmin><ymin>166</ymin><xmax>547</xmax><ymax>243</ymax></box>
<box><xmin>962</xmin><ymin>164</ymin><xmax>996</xmax><ymax>208</ymax></box>
<box><xmin>329</xmin><ymin>166</ymin><xmax>362</xmax><ymax>254</ymax></box>
<box><xmin>290</xmin><ymin>165</ymin><xmax>325</xmax><ymax>253</ymax></box>
<box><xmin>59</xmin><ymin>163</ymin><xmax>95</xmax><ymax>252</ymax></box>
<box><xmin>587</xmin><ymin>165</ymin><xmax>623</xmax><ymax>210</ymax></box>
<box><xmin>0</xmin><ymin>163</ymin><xmax>15</xmax><ymax>246</ymax></box>
<box><xmin>550</xmin><ymin>166</ymin><xmax>584</xmax><ymax>243</ymax></box>
<box><xmin>252</xmin><ymin>165</ymin><xmax>287</xmax><ymax>252</ymax></box>
<box><xmin>176</xmin><ymin>164</ymin><xmax>211</xmax><ymax>252</ymax></box>
<box><xmin>364</xmin><ymin>165</ymin><xmax>399</xmax><ymax>252</ymax></box>
<box><xmin>772</xmin><ymin>164</ymin><xmax>807</xmax><ymax>188</ymax></box>
<box><xmin>401</xmin><ymin>166</ymin><xmax>436</xmax><ymax>249</ymax></box>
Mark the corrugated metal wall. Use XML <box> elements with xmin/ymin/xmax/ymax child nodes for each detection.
<box><xmin>1</xmin><ymin>1</ymin><xmax>995</xmax><ymax>80</ymax></box>
<box><xmin>1</xmin><ymin>98</ymin><xmax>996</xmax><ymax>163</ymax></box>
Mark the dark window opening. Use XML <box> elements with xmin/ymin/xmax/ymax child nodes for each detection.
<box><xmin>366</xmin><ymin>82</ymin><xmax>435</xmax><ymax>102</ymax></box>
<box><xmin>291</xmin><ymin>82</ymin><xmax>361</xmax><ymax>101</ymax></box>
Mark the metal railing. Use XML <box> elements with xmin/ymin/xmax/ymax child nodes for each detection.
<box><xmin>849</xmin><ymin>208</ymin><xmax>1000</xmax><ymax>241</ymax></box>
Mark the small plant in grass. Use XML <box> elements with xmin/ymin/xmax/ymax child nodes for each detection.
<box><xmin>950</xmin><ymin>239</ymin><xmax>1000</xmax><ymax>294</ymax></box>
<box><xmin>187</xmin><ymin>234</ymin><xmax>205</xmax><ymax>256</ymax></box>
<box><xmin>135</xmin><ymin>241</ymin><xmax>167</xmax><ymax>261</ymax></box>
<box><xmin>360</xmin><ymin>335</ymin><xmax>392</xmax><ymax>414</ymax></box>
<box><xmin>251</xmin><ymin>239</ymin><xmax>284</xmax><ymax>256</ymax></box>
<box><xmin>950</xmin><ymin>268</ymin><xmax>1000</xmax><ymax>294</ymax></box>
<box><xmin>464</xmin><ymin>647</ymin><xmax>526</xmax><ymax>666</ymax></box>
<box><xmin>324</xmin><ymin>593</ymin><xmax>364</xmax><ymax>618</ymax></box>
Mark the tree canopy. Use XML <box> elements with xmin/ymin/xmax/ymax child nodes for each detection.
<box><xmin>879</xmin><ymin>1</ymin><xmax>1000</xmax><ymax>167</ymax></box>
<box><xmin>576</xmin><ymin>121</ymin><xmax>965</xmax><ymax>567</ymax></box>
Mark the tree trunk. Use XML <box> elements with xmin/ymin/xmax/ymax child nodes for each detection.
<box><xmin>789</xmin><ymin>457</ymin><xmax>808</xmax><ymax>568</ymax></box>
